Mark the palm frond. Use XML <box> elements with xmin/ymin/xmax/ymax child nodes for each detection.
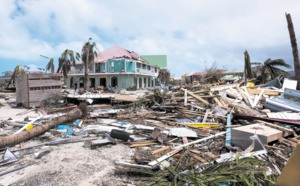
<box><xmin>266</xmin><ymin>59</ymin><xmax>291</xmax><ymax>68</ymax></box>
<box><xmin>57</xmin><ymin>49</ymin><xmax>79</xmax><ymax>80</ymax></box>
<box><xmin>45</xmin><ymin>58</ymin><xmax>55</xmax><ymax>73</ymax></box>
<box><xmin>6</xmin><ymin>65</ymin><xmax>26</xmax><ymax>88</ymax></box>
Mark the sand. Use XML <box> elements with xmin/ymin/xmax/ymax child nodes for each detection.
<box><xmin>0</xmin><ymin>92</ymin><xmax>135</xmax><ymax>186</ymax></box>
<box><xmin>0</xmin><ymin>143</ymin><xmax>133</xmax><ymax>186</ymax></box>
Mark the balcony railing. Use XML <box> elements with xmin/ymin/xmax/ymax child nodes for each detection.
<box><xmin>137</xmin><ymin>68</ymin><xmax>155</xmax><ymax>75</ymax></box>
<box><xmin>69</xmin><ymin>69</ymin><xmax>95</xmax><ymax>74</ymax></box>
<box><xmin>69</xmin><ymin>68</ymin><xmax>156</xmax><ymax>75</ymax></box>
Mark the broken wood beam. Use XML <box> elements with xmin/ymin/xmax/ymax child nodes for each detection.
<box><xmin>247</xmin><ymin>88</ymin><xmax>280</xmax><ymax>96</ymax></box>
<box><xmin>236</xmin><ymin>86</ymin><xmax>251</xmax><ymax>106</ymax></box>
<box><xmin>173</xmin><ymin>131</ymin><xmax>227</xmax><ymax>149</ymax></box>
<box><xmin>115</xmin><ymin>161</ymin><xmax>154</xmax><ymax>170</ymax></box>
<box><xmin>193</xmin><ymin>155</ymin><xmax>207</xmax><ymax>163</ymax></box>
<box><xmin>209</xmin><ymin>92</ymin><xmax>225</xmax><ymax>108</ymax></box>
<box><xmin>182</xmin><ymin>136</ymin><xmax>189</xmax><ymax>144</ymax></box>
<box><xmin>180</xmin><ymin>88</ymin><xmax>211</xmax><ymax>106</ymax></box>
<box><xmin>210</xmin><ymin>83</ymin><xmax>239</xmax><ymax>92</ymax></box>
<box><xmin>151</xmin><ymin>146</ymin><xmax>171</xmax><ymax>155</ymax></box>
<box><xmin>278</xmin><ymin>138</ymin><xmax>297</xmax><ymax>147</ymax></box>
<box><xmin>148</xmin><ymin>147</ymin><xmax>183</xmax><ymax>166</ymax></box>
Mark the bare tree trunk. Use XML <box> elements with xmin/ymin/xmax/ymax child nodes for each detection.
<box><xmin>286</xmin><ymin>13</ymin><xmax>300</xmax><ymax>89</ymax></box>
<box><xmin>244</xmin><ymin>50</ymin><xmax>253</xmax><ymax>86</ymax></box>
<box><xmin>84</xmin><ymin>48</ymin><xmax>90</xmax><ymax>91</ymax></box>
<box><xmin>0</xmin><ymin>108</ymin><xmax>82</xmax><ymax>148</ymax></box>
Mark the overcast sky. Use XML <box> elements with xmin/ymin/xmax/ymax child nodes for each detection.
<box><xmin>1</xmin><ymin>0</ymin><xmax>300</xmax><ymax>77</ymax></box>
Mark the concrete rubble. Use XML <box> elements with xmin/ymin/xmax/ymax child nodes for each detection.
<box><xmin>0</xmin><ymin>81</ymin><xmax>300</xmax><ymax>185</ymax></box>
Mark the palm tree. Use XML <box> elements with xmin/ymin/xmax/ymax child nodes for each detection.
<box><xmin>252</xmin><ymin>58</ymin><xmax>291</xmax><ymax>84</ymax></box>
<box><xmin>157</xmin><ymin>69</ymin><xmax>171</xmax><ymax>85</ymax></box>
<box><xmin>6</xmin><ymin>65</ymin><xmax>26</xmax><ymax>88</ymax></box>
<box><xmin>57</xmin><ymin>49</ymin><xmax>80</xmax><ymax>83</ymax></box>
<box><xmin>81</xmin><ymin>38</ymin><xmax>98</xmax><ymax>91</ymax></box>
<box><xmin>286</xmin><ymin>13</ymin><xmax>300</xmax><ymax>89</ymax></box>
<box><xmin>40</xmin><ymin>55</ymin><xmax>55</xmax><ymax>73</ymax></box>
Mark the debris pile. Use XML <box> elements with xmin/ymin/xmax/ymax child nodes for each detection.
<box><xmin>0</xmin><ymin>80</ymin><xmax>300</xmax><ymax>185</ymax></box>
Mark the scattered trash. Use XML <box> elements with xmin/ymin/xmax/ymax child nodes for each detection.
<box><xmin>1</xmin><ymin>77</ymin><xmax>300</xmax><ymax>185</ymax></box>
<box><xmin>34</xmin><ymin>150</ymin><xmax>51</xmax><ymax>159</ymax></box>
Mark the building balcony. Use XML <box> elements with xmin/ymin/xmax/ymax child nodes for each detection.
<box><xmin>69</xmin><ymin>69</ymin><xmax>98</xmax><ymax>74</ymax></box>
<box><xmin>137</xmin><ymin>68</ymin><xmax>156</xmax><ymax>75</ymax></box>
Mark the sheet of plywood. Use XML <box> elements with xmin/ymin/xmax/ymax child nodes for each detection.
<box><xmin>247</xmin><ymin>88</ymin><xmax>280</xmax><ymax>96</ymax></box>
<box><xmin>267</xmin><ymin>112</ymin><xmax>300</xmax><ymax>120</ymax></box>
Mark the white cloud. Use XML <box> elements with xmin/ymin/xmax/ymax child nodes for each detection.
<box><xmin>0</xmin><ymin>0</ymin><xmax>300</xmax><ymax>76</ymax></box>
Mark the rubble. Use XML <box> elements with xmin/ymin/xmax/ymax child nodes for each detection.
<box><xmin>1</xmin><ymin>79</ymin><xmax>300</xmax><ymax>185</ymax></box>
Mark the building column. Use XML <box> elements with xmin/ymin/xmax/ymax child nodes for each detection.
<box><xmin>146</xmin><ymin>77</ymin><xmax>148</xmax><ymax>88</ymax></box>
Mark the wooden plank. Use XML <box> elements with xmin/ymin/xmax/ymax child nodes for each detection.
<box><xmin>243</xmin><ymin>86</ymin><xmax>254</xmax><ymax>107</ymax></box>
<box><xmin>193</xmin><ymin>155</ymin><xmax>207</xmax><ymax>163</ymax></box>
<box><xmin>252</xmin><ymin>89</ymin><xmax>265</xmax><ymax>108</ymax></box>
<box><xmin>209</xmin><ymin>92</ymin><xmax>224</xmax><ymax>108</ymax></box>
<box><xmin>148</xmin><ymin>148</ymin><xmax>183</xmax><ymax>166</ymax></box>
<box><xmin>182</xmin><ymin>136</ymin><xmax>189</xmax><ymax>144</ymax></box>
<box><xmin>190</xmin><ymin>149</ymin><xmax>202</xmax><ymax>154</ymax></box>
<box><xmin>278</xmin><ymin>138</ymin><xmax>297</xmax><ymax>147</ymax></box>
<box><xmin>173</xmin><ymin>131</ymin><xmax>227</xmax><ymax>149</ymax></box>
<box><xmin>220</xmin><ymin>96</ymin><xmax>261</xmax><ymax>115</ymax></box>
<box><xmin>236</xmin><ymin>86</ymin><xmax>251</xmax><ymax>106</ymax></box>
<box><xmin>180</xmin><ymin>88</ymin><xmax>211</xmax><ymax>106</ymax></box>
<box><xmin>151</xmin><ymin>146</ymin><xmax>171</xmax><ymax>155</ymax></box>
<box><xmin>247</xmin><ymin>88</ymin><xmax>280</xmax><ymax>96</ymax></box>
<box><xmin>202</xmin><ymin>109</ymin><xmax>210</xmax><ymax>123</ymax></box>
<box><xmin>210</xmin><ymin>83</ymin><xmax>239</xmax><ymax>92</ymax></box>
<box><xmin>205</xmin><ymin>152</ymin><xmax>218</xmax><ymax>159</ymax></box>
<box><xmin>130</xmin><ymin>142</ymin><xmax>158</xmax><ymax>148</ymax></box>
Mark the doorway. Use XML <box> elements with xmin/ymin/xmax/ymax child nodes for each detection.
<box><xmin>100</xmin><ymin>78</ymin><xmax>106</xmax><ymax>88</ymax></box>
<box><xmin>90</xmin><ymin>78</ymin><xmax>95</xmax><ymax>88</ymax></box>
<box><xmin>111</xmin><ymin>77</ymin><xmax>118</xmax><ymax>87</ymax></box>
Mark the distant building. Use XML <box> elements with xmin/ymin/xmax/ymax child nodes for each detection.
<box><xmin>67</xmin><ymin>46</ymin><xmax>162</xmax><ymax>89</ymax></box>
<box><xmin>0</xmin><ymin>71</ymin><xmax>13</xmax><ymax>85</ymax></box>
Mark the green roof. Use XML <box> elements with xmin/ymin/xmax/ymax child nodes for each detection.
<box><xmin>140</xmin><ymin>55</ymin><xmax>167</xmax><ymax>69</ymax></box>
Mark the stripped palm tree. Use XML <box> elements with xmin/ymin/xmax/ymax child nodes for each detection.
<box><xmin>57</xmin><ymin>49</ymin><xmax>80</xmax><ymax>83</ymax></box>
<box><xmin>6</xmin><ymin>65</ymin><xmax>26</xmax><ymax>88</ymax></box>
<box><xmin>286</xmin><ymin>13</ymin><xmax>300</xmax><ymax>89</ymax></box>
<box><xmin>81</xmin><ymin>38</ymin><xmax>98</xmax><ymax>91</ymax></box>
<box><xmin>253</xmin><ymin>58</ymin><xmax>291</xmax><ymax>84</ymax></box>
<box><xmin>244</xmin><ymin>50</ymin><xmax>254</xmax><ymax>85</ymax></box>
<box><xmin>40</xmin><ymin>55</ymin><xmax>55</xmax><ymax>73</ymax></box>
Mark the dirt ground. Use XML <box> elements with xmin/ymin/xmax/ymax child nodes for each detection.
<box><xmin>0</xmin><ymin>92</ymin><xmax>137</xmax><ymax>186</ymax></box>
<box><xmin>1</xmin><ymin>143</ymin><xmax>133</xmax><ymax>186</ymax></box>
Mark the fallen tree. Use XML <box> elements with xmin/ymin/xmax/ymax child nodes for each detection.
<box><xmin>0</xmin><ymin>108</ymin><xmax>82</xmax><ymax>148</ymax></box>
